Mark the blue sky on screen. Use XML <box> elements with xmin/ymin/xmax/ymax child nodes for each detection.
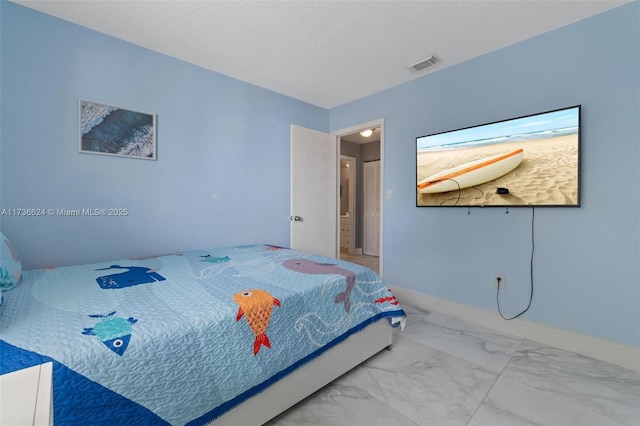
<box><xmin>417</xmin><ymin>107</ymin><xmax>579</xmax><ymax>150</ymax></box>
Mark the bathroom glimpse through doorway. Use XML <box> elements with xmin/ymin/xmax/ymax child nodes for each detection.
<box><xmin>336</xmin><ymin>121</ymin><xmax>383</xmax><ymax>277</ymax></box>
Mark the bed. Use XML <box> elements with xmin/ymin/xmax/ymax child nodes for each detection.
<box><xmin>0</xmin><ymin>243</ymin><xmax>405</xmax><ymax>425</ymax></box>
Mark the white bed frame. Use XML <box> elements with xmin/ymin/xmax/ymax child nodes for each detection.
<box><xmin>211</xmin><ymin>319</ymin><xmax>393</xmax><ymax>425</ymax></box>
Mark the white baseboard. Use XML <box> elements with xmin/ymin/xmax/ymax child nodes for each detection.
<box><xmin>391</xmin><ymin>286</ymin><xmax>640</xmax><ymax>373</ymax></box>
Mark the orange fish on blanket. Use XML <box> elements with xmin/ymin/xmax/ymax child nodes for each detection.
<box><xmin>234</xmin><ymin>289</ymin><xmax>281</xmax><ymax>355</ymax></box>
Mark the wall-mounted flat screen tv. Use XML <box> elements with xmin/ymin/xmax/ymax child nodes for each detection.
<box><xmin>416</xmin><ymin>105</ymin><xmax>581</xmax><ymax>207</ymax></box>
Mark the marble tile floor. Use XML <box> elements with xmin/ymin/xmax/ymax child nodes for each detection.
<box><xmin>266</xmin><ymin>303</ymin><xmax>640</xmax><ymax>426</ymax></box>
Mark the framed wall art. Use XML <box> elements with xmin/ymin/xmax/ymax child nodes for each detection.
<box><xmin>79</xmin><ymin>99</ymin><xmax>156</xmax><ymax>160</ymax></box>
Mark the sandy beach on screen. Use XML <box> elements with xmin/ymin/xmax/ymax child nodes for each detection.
<box><xmin>416</xmin><ymin>135</ymin><xmax>579</xmax><ymax>206</ymax></box>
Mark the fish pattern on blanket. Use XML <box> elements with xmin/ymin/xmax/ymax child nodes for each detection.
<box><xmin>234</xmin><ymin>289</ymin><xmax>281</xmax><ymax>355</ymax></box>
<box><xmin>0</xmin><ymin>244</ymin><xmax>405</xmax><ymax>426</ymax></box>
<box><xmin>82</xmin><ymin>311</ymin><xmax>138</xmax><ymax>356</ymax></box>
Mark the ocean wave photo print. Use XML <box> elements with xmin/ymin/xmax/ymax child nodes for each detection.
<box><xmin>79</xmin><ymin>99</ymin><xmax>156</xmax><ymax>160</ymax></box>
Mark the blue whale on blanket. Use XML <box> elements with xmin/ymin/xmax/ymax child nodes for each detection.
<box><xmin>95</xmin><ymin>265</ymin><xmax>165</xmax><ymax>289</ymax></box>
<box><xmin>82</xmin><ymin>312</ymin><xmax>137</xmax><ymax>356</ymax></box>
<box><xmin>282</xmin><ymin>258</ymin><xmax>356</xmax><ymax>312</ymax></box>
<box><xmin>200</xmin><ymin>254</ymin><xmax>231</xmax><ymax>264</ymax></box>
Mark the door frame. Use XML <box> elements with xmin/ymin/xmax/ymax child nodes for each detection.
<box><xmin>333</xmin><ymin>118</ymin><xmax>384</xmax><ymax>277</ymax></box>
<box><xmin>339</xmin><ymin>155</ymin><xmax>357</xmax><ymax>256</ymax></box>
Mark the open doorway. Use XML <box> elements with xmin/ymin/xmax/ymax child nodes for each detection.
<box><xmin>338</xmin><ymin>125</ymin><xmax>382</xmax><ymax>276</ymax></box>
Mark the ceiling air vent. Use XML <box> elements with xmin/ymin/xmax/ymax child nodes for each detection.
<box><xmin>407</xmin><ymin>55</ymin><xmax>440</xmax><ymax>73</ymax></box>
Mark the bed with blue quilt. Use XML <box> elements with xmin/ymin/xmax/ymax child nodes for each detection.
<box><xmin>0</xmin><ymin>244</ymin><xmax>405</xmax><ymax>425</ymax></box>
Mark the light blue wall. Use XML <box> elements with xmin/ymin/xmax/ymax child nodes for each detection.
<box><xmin>0</xmin><ymin>2</ymin><xmax>328</xmax><ymax>269</ymax></box>
<box><xmin>1</xmin><ymin>2</ymin><xmax>638</xmax><ymax>348</ymax></box>
<box><xmin>331</xmin><ymin>3</ymin><xmax>639</xmax><ymax>347</ymax></box>
<box><xmin>0</xmin><ymin>2</ymin><xmax>3</xmax><ymax>217</ymax></box>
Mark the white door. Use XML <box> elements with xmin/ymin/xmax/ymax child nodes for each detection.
<box><xmin>290</xmin><ymin>125</ymin><xmax>337</xmax><ymax>258</ymax></box>
<box><xmin>363</xmin><ymin>160</ymin><xmax>380</xmax><ymax>256</ymax></box>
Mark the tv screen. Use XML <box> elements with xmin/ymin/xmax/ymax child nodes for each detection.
<box><xmin>416</xmin><ymin>105</ymin><xmax>581</xmax><ymax>207</ymax></box>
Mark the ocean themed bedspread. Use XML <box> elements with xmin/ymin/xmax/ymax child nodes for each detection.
<box><xmin>0</xmin><ymin>245</ymin><xmax>405</xmax><ymax>425</ymax></box>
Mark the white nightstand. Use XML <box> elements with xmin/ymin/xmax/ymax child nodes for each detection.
<box><xmin>0</xmin><ymin>362</ymin><xmax>53</xmax><ymax>426</ymax></box>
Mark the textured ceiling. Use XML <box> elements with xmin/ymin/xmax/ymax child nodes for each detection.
<box><xmin>13</xmin><ymin>0</ymin><xmax>629</xmax><ymax>109</ymax></box>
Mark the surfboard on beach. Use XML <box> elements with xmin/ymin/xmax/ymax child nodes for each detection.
<box><xmin>417</xmin><ymin>148</ymin><xmax>524</xmax><ymax>194</ymax></box>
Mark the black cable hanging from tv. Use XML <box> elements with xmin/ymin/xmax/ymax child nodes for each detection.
<box><xmin>497</xmin><ymin>207</ymin><xmax>535</xmax><ymax>320</ymax></box>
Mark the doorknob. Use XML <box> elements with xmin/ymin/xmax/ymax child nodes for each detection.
<box><xmin>291</xmin><ymin>216</ymin><xmax>303</xmax><ymax>221</ymax></box>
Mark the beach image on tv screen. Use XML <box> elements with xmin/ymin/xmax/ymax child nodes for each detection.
<box><xmin>416</xmin><ymin>106</ymin><xmax>580</xmax><ymax>207</ymax></box>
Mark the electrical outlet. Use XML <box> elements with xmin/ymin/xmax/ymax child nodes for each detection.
<box><xmin>494</xmin><ymin>275</ymin><xmax>505</xmax><ymax>289</ymax></box>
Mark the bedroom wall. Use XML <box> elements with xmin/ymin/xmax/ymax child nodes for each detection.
<box><xmin>330</xmin><ymin>2</ymin><xmax>639</xmax><ymax>348</ymax></box>
<box><xmin>0</xmin><ymin>2</ymin><xmax>328</xmax><ymax>270</ymax></box>
<box><xmin>0</xmin><ymin>3</ymin><xmax>3</xmax><ymax>215</ymax></box>
<box><xmin>2</xmin><ymin>2</ymin><xmax>637</xmax><ymax>350</ymax></box>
